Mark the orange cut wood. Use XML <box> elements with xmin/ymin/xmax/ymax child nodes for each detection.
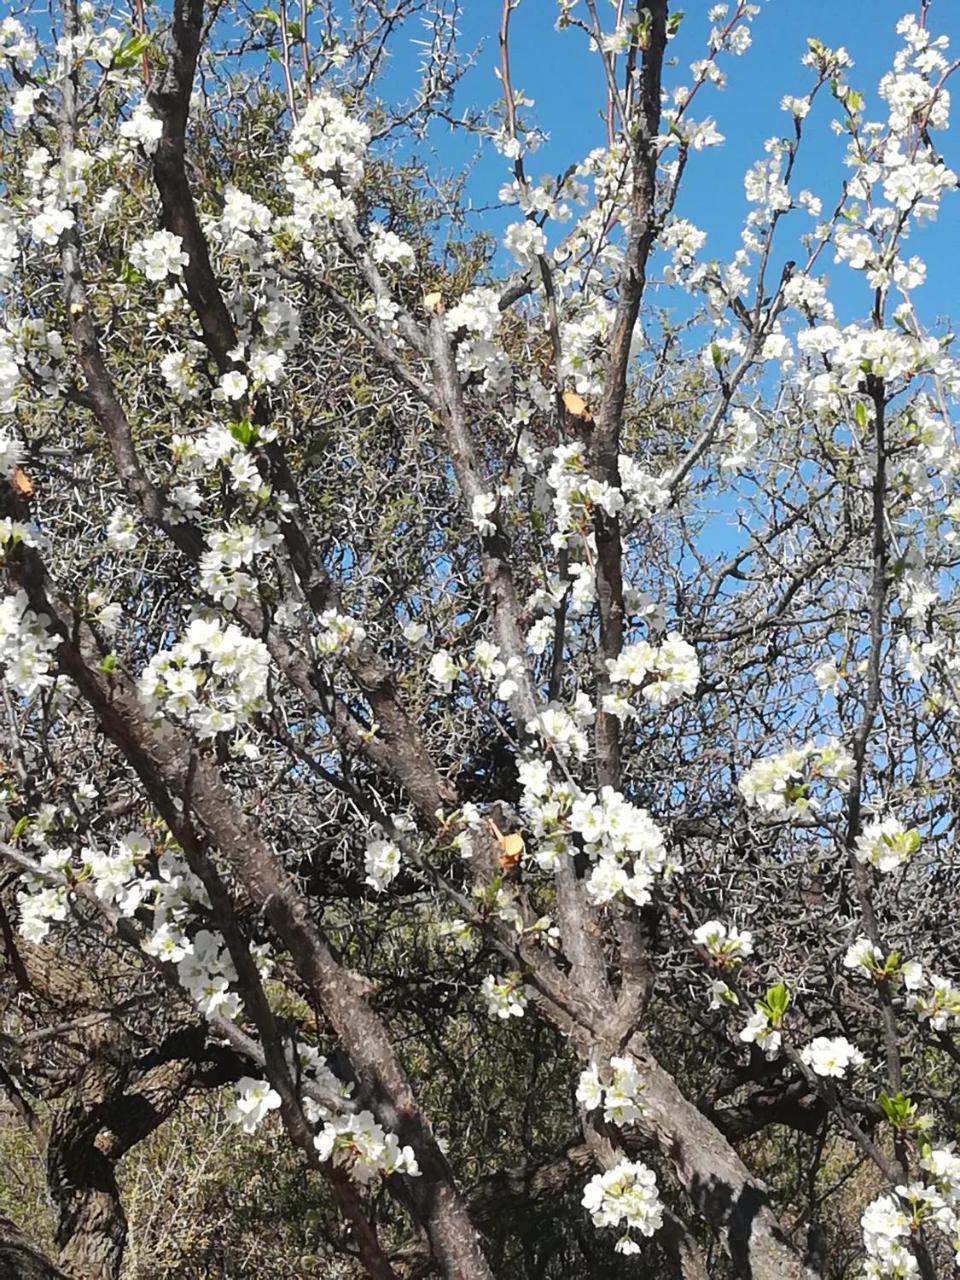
<box><xmin>562</xmin><ymin>390</ymin><xmax>592</xmax><ymax>421</ymax></box>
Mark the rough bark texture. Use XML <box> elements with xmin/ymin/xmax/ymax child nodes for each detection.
<box><xmin>630</xmin><ymin>1036</ymin><xmax>822</xmax><ymax>1280</ymax></box>
<box><xmin>0</xmin><ymin>1215</ymin><xmax>70</xmax><ymax>1280</ymax></box>
<box><xmin>5</xmin><ymin>536</ymin><xmax>494</xmax><ymax>1280</ymax></box>
<box><xmin>49</xmin><ymin>1116</ymin><xmax>127</xmax><ymax>1280</ymax></box>
<box><xmin>0</xmin><ymin>3</ymin><xmax>848</xmax><ymax>1274</ymax></box>
<box><xmin>2</xmin><ymin>924</ymin><xmax>210</xmax><ymax>1280</ymax></box>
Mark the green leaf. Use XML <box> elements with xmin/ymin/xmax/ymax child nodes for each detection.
<box><xmin>120</xmin><ymin>261</ymin><xmax>144</xmax><ymax>286</ymax></box>
<box><xmin>784</xmin><ymin>780</ymin><xmax>809</xmax><ymax>806</ymax></box>
<box><xmin>229</xmin><ymin>417</ymin><xmax>257</xmax><ymax>447</ymax></box>
<box><xmin>113</xmin><ymin>32</ymin><xmax>151</xmax><ymax>70</ymax></box>
<box><xmin>854</xmin><ymin>401</ymin><xmax>868</xmax><ymax>429</ymax></box>
<box><xmin>879</xmin><ymin>1091</ymin><xmax>916</xmax><ymax>1131</ymax></box>
<box><xmin>256</xmin><ymin>7</ymin><xmax>280</xmax><ymax>21</ymax></box>
<box><xmin>12</xmin><ymin>816</ymin><xmax>29</xmax><ymax>839</ymax></box>
<box><xmin>759</xmin><ymin>982</ymin><xmax>790</xmax><ymax>1024</ymax></box>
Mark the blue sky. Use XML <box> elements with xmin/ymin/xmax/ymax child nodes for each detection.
<box><xmin>384</xmin><ymin>0</ymin><xmax>960</xmax><ymax>326</ymax></box>
<box><xmin>375</xmin><ymin>2</ymin><xmax>960</xmax><ymax>576</ymax></box>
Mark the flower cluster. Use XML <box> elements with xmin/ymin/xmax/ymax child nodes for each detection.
<box><xmin>472</xmin><ymin>639</ymin><xmax>524</xmax><ymax>702</ymax></box>
<box><xmin>169</xmin><ymin>421</ymin><xmax>271</xmax><ymax>503</ymax></box>
<box><xmin>284</xmin><ymin>91</ymin><xmax>371</xmax><ymax>240</ymax></box>
<box><xmin>843</xmin><ymin>936</ymin><xmax>886</xmax><ymax>977</ymax></box>
<box><xmin>720</xmin><ymin>407</ymin><xmax>760</xmax><ymax>470</ymax></box>
<box><xmin>0</xmin><ymin>589</ymin><xmax>59</xmax><ymax>699</ymax></box>
<box><xmin>199</xmin><ymin>520</ymin><xmax>282</xmax><ymax>608</ymax></box>
<box><xmin>18</xmin><ymin>877</ymin><xmax>70</xmax><ymax>944</ymax></box>
<box><xmin>504</xmin><ymin>220</ymin><xmax>547</xmax><ymax>266</ymax></box>
<box><xmin>547</xmin><ymin>442</ymin><xmax>623</xmax><ymax>546</ymax></box>
<box><xmin>861</xmin><ymin>1142</ymin><xmax>960</xmax><ymax>1278</ymax></box>
<box><xmin>481</xmin><ymin>973</ymin><xmax>528</xmax><ymax>1019</ymax></box>
<box><xmin>739</xmin><ymin>984</ymin><xmax>791</xmax><ymax>1062</ymax></box>
<box><xmin>568</xmin><ymin>786</ymin><xmax>670</xmax><ymax>907</ymax></box>
<box><xmin>230</xmin><ymin>1076</ymin><xmax>282</xmax><ymax>1135</ymax></box>
<box><xmin>106</xmin><ymin>508</ymin><xmax>139</xmax><ymax>552</ymax></box>
<box><xmin>30</xmin><ymin>206</ymin><xmax>74</xmax><ymax>247</ymax></box>
<box><xmin>82</xmin><ymin>831</ymin><xmax>154</xmax><ymax>915</ymax></box>
<box><xmin>128</xmin><ymin>230</ymin><xmax>189</xmax><ymax>281</ymax></box>
<box><xmin>218</xmin><ymin>185</ymin><xmax>274</xmax><ymax>257</ymax></box>
<box><xmin>853</xmin><ymin>817</ymin><xmax>920</xmax><ymax>875</ymax></box>
<box><xmin>582</xmin><ymin>1159</ymin><xmax>664</xmax><ymax>1255</ymax></box>
<box><xmin>860</xmin><ymin>1193</ymin><xmax>917</xmax><ymax>1278</ymax></box>
<box><xmin>798</xmin><ymin>325</ymin><xmax>944</xmax><ymax>413</ymax></box>
<box><xmin>364</xmin><ymin>838</ymin><xmax>401</xmax><ymax>892</ymax></box>
<box><xmin>0</xmin><ymin>317</ymin><xmax>68</xmax><ymax>415</ymax></box>
<box><xmin>314</xmin><ymin>609</ymin><xmax>367</xmax><ymax>658</ymax></box>
<box><xmin>515</xmin><ymin>759</ymin><xmax>679</xmax><ymax>907</ymax></box>
<box><xmin>118</xmin><ymin>100</ymin><xmax>163</xmax><ymax>152</ymax></box>
<box><xmin>369</xmin><ymin>225</ymin><xmax>415</xmax><ymax>272</ymax></box>
<box><xmin>660</xmin><ymin>216</ymin><xmax>707</xmax><ymax>278</ymax></box>
<box><xmin>229</xmin><ymin>1059</ymin><xmax>420</xmax><ymax>1190</ymax></box>
<box><xmin>15</xmin><ymin>829</ymin><xmax>260</xmax><ymax>1027</ymax></box>
<box><xmin>138</xmin><ymin>617</ymin><xmax>271</xmax><ymax>739</ymax></box>
<box><xmin>577</xmin><ymin>1055</ymin><xmax>647</xmax><ymax>1126</ymax></box>
<box><xmin>800</xmin><ymin>1035</ymin><xmax>864</xmax><ymax>1079</ymax></box>
<box><xmin>738</xmin><ymin>738</ymin><xmax>854</xmax><ymax>813</ymax></box>
<box><xmin>428</xmin><ymin>648</ymin><xmax>460</xmax><ymax>692</ymax></box>
<box><xmin>445</xmin><ymin>286</ymin><xmax>511</xmax><ymax>393</ymax></box>
<box><xmin>906</xmin><ymin>967</ymin><xmax>960</xmax><ymax>1031</ymax></box>
<box><xmin>314</xmin><ymin>1109</ymin><xmax>420</xmax><ymax>1184</ymax></box>
<box><xmin>606</xmin><ymin>633</ymin><xmax>699</xmax><ymax>708</ymax></box>
<box><xmin>693</xmin><ymin>919</ymin><xmax>754</xmax><ymax>966</ymax></box>
<box><xmin>0</xmin><ymin>520</ymin><xmax>42</xmax><ymax>561</ymax></box>
<box><xmin>740</xmin><ymin>1007</ymin><xmax>783</xmax><ymax>1060</ymax></box>
<box><xmin>0</xmin><ymin>16</ymin><xmax>37</xmax><ymax>67</ymax></box>
<box><xmin>526</xmin><ymin>700</ymin><xmax>593</xmax><ymax>760</ymax></box>
<box><xmin>175</xmin><ymin>927</ymin><xmax>242</xmax><ymax>1019</ymax></box>
<box><xmin>470</xmin><ymin>491</ymin><xmax>497</xmax><ymax>537</ymax></box>
<box><xmin>296</xmin><ymin>1042</ymin><xmax>356</xmax><ymax>1123</ymax></box>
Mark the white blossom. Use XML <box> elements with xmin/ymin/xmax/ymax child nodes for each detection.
<box><xmin>364</xmin><ymin>838</ymin><xmax>401</xmax><ymax>892</ymax></box>
<box><xmin>230</xmin><ymin>1076</ymin><xmax>282</xmax><ymax>1134</ymax></box>
<box><xmin>854</xmin><ymin>818</ymin><xmax>920</xmax><ymax>874</ymax></box>
<box><xmin>481</xmin><ymin>973</ymin><xmax>527</xmax><ymax>1019</ymax></box>
<box><xmin>129</xmin><ymin>230</ymin><xmax>189</xmax><ymax>281</ymax></box>
<box><xmin>30</xmin><ymin>207</ymin><xmax>74</xmax><ymax>246</ymax></box>
<box><xmin>428</xmin><ymin>649</ymin><xmax>460</xmax><ymax>691</ymax></box>
<box><xmin>315</xmin><ymin>1109</ymin><xmax>419</xmax><ymax>1184</ymax></box>
<box><xmin>800</xmin><ymin>1035</ymin><xmax>864</xmax><ymax>1079</ymax></box>
<box><xmin>693</xmin><ymin>919</ymin><xmax>754</xmax><ymax>964</ymax></box>
<box><xmin>582</xmin><ymin>1159</ymin><xmax>663</xmax><ymax>1253</ymax></box>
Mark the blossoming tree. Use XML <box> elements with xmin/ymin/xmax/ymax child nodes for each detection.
<box><xmin>1</xmin><ymin>0</ymin><xmax>959</xmax><ymax>1277</ymax></box>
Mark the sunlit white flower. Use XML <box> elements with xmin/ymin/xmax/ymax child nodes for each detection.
<box><xmin>229</xmin><ymin>1076</ymin><xmax>282</xmax><ymax>1134</ymax></box>
<box><xmin>800</xmin><ymin>1035</ymin><xmax>864</xmax><ymax>1078</ymax></box>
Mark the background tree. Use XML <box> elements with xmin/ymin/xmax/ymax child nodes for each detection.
<box><xmin>0</xmin><ymin>1</ymin><xmax>959</xmax><ymax>1277</ymax></box>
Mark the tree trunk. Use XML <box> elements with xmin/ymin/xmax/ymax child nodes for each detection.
<box><xmin>630</xmin><ymin>1036</ymin><xmax>821</xmax><ymax>1280</ymax></box>
<box><xmin>48</xmin><ymin>1101</ymin><xmax>127</xmax><ymax>1280</ymax></box>
<box><xmin>0</xmin><ymin>1213</ymin><xmax>71</xmax><ymax>1280</ymax></box>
